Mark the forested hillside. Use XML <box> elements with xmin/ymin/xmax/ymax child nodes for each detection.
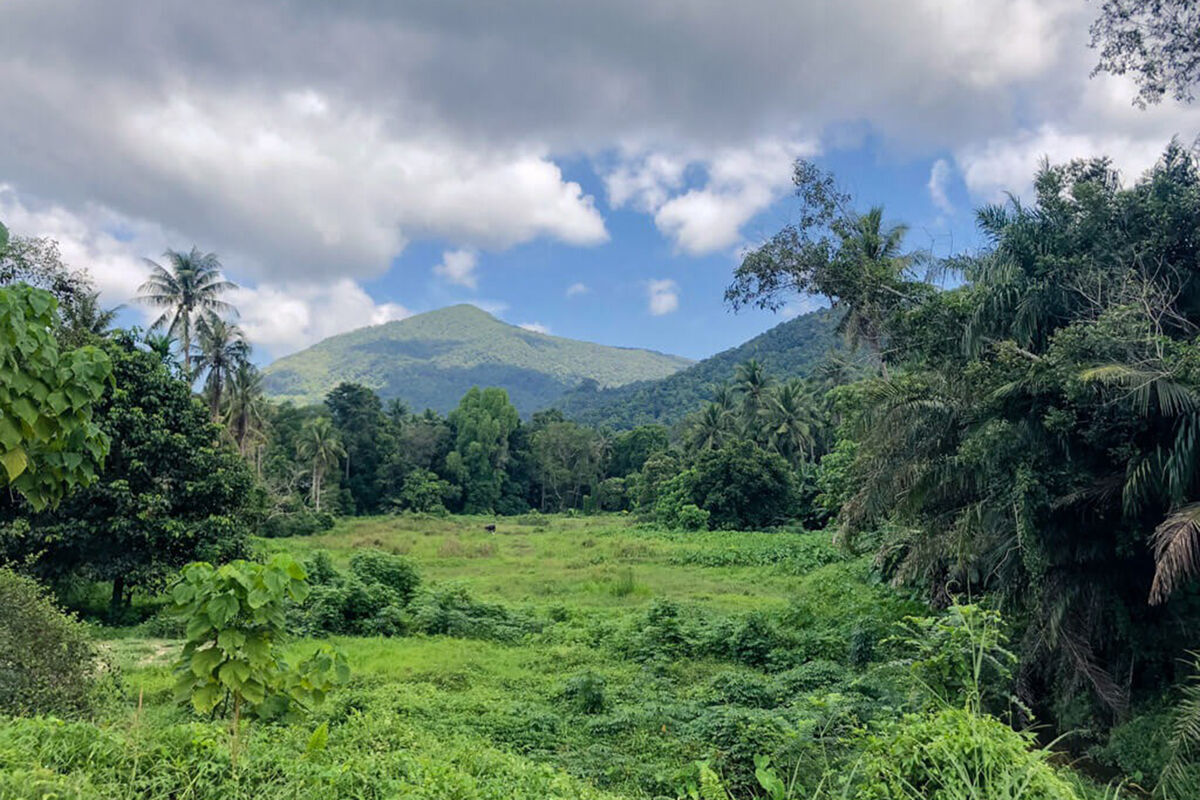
<box><xmin>554</xmin><ymin>307</ymin><xmax>846</xmax><ymax>428</ymax></box>
<box><xmin>261</xmin><ymin>304</ymin><xmax>693</xmax><ymax>413</ymax></box>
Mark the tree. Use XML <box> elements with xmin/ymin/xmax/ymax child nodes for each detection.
<box><xmin>762</xmin><ymin>379</ymin><xmax>821</xmax><ymax>466</ymax></box>
<box><xmin>136</xmin><ymin>247</ymin><xmax>237</xmax><ymax>380</ymax></box>
<box><xmin>837</xmin><ymin>145</ymin><xmax>1200</xmax><ymax>721</ymax></box>
<box><xmin>325</xmin><ymin>383</ymin><xmax>393</xmax><ymax>514</ymax></box>
<box><xmin>1090</xmin><ymin>0</ymin><xmax>1200</xmax><ymax>106</ymax></box>
<box><xmin>685</xmin><ymin>403</ymin><xmax>733</xmax><ymax>455</ymax></box>
<box><xmin>727</xmin><ymin>162</ymin><xmax>926</xmax><ymax>375</ymax></box>
<box><xmin>0</xmin><ymin>283</ymin><xmax>112</xmax><ymax>511</ymax></box>
<box><xmin>734</xmin><ymin>359</ymin><xmax>773</xmax><ymax>439</ymax></box>
<box><xmin>1</xmin><ymin>332</ymin><xmax>255</xmax><ymax>611</ymax></box>
<box><xmin>690</xmin><ymin>441</ymin><xmax>796</xmax><ymax>530</ymax></box>
<box><xmin>298</xmin><ymin>417</ymin><xmax>344</xmax><ymax>513</ymax></box>
<box><xmin>0</xmin><ymin>231</ymin><xmax>91</xmax><ymax>314</ymax></box>
<box><xmin>194</xmin><ymin>317</ymin><xmax>249</xmax><ymax>418</ymax></box>
<box><xmin>446</xmin><ymin>387</ymin><xmax>519</xmax><ymax>513</ymax></box>
<box><xmin>531</xmin><ymin>420</ymin><xmax>603</xmax><ymax>511</ymax></box>
<box><xmin>609</xmin><ymin>425</ymin><xmax>670</xmax><ymax>477</ymax></box>
<box><xmin>225</xmin><ymin>362</ymin><xmax>268</xmax><ymax>466</ymax></box>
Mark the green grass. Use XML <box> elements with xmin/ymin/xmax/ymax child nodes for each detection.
<box><xmin>3</xmin><ymin>514</ymin><xmax>932</xmax><ymax>799</ymax></box>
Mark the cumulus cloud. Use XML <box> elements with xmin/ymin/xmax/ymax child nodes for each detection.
<box><xmin>230</xmin><ymin>281</ymin><xmax>410</xmax><ymax>357</ymax></box>
<box><xmin>518</xmin><ymin>322</ymin><xmax>550</xmax><ymax>334</ymax></box>
<box><xmin>0</xmin><ymin>188</ymin><xmax>411</xmax><ymax>358</ymax></box>
<box><xmin>646</xmin><ymin>279</ymin><xmax>680</xmax><ymax>316</ymax></box>
<box><xmin>433</xmin><ymin>249</ymin><xmax>479</xmax><ymax>289</ymax></box>
<box><xmin>607</xmin><ymin>138</ymin><xmax>818</xmax><ymax>255</ymax></box>
<box><xmin>565</xmin><ymin>282</ymin><xmax>590</xmax><ymax>297</ymax></box>
<box><xmin>0</xmin><ymin>0</ymin><xmax>1196</xmax><ymax>281</ymax></box>
<box><xmin>927</xmin><ymin>159</ymin><xmax>954</xmax><ymax>213</ymax></box>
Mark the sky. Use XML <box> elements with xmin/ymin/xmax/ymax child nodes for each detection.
<box><xmin>2</xmin><ymin>0</ymin><xmax>1199</xmax><ymax>363</ymax></box>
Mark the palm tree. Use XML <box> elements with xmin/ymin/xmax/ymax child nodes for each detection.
<box><xmin>224</xmin><ymin>362</ymin><xmax>268</xmax><ymax>466</ymax></box>
<box><xmin>59</xmin><ymin>290</ymin><xmax>120</xmax><ymax>345</ymax></box>
<box><xmin>136</xmin><ymin>247</ymin><xmax>237</xmax><ymax>380</ymax></box>
<box><xmin>764</xmin><ymin>380</ymin><xmax>819</xmax><ymax>466</ymax></box>
<box><xmin>142</xmin><ymin>332</ymin><xmax>182</xmax><ymax>374</ymax></box>
<box><xmin>193</xmin><ymin>318</ymin><xmax>249</xmax><ymax>418</ymax></box>
<box><xmin>298</xmin><ymin>417</ymin><xmax>344</xmax><ymax>512</ymax></box>
<box><xmin>734</xmin><ymin>359</ymin><xmax>773</xmax><ymax>440</ymax></box>
<box><xmin>686</xmin><ymin>403</ymin><xmax>732</xmax><ymax>455</ymax></box>
<box><xmin>835</xmin><ymin>206</ymin><xmax>918</xmax><ymax>375</ymax></box>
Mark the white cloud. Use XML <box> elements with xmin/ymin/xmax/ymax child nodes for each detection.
<box><xmin>0</xmin><ymin>188</ymin><xmax>410</xmax><ymax>359</ymax></box>
<box><xmin>518</xmin><ymin>322</ymin><xmax>550</xmax><ymax>334</ymax></box>
<box><xmin>955</xmin><ymin>126</ymin><xmax>1175</xmax><ymax>202</ymax></box>
<box><xmin>927</xmin><ymin>159</ymin><xmax>954</xmax><ymax>213</ymax></box>
<box><xmin>230</xmin><ymin>280</ymin><xmax>410</xmax><ymax>358</ymax></box>
<box><xmin>646</xmin><ymin>279</ymin><xmax>680</xmax><ymax>316</ymax></box>
<box><xmin>433</xmin><ymin>249</ymin><xmax>479</xmax><ymax>289</ymax></box>
<box><xmin>565</xmin><ymin>282</ymin><xmax>590</xmax><ymax>297</ymax></box>
<box><xmin>608</xmin><ymin>138</ymin><xmax>818</xmax><ymax>255</ymax></box>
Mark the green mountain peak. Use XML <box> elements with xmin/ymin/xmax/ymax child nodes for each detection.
<box><xmin>261</xmin><ymin>305</ymin><xmax>693</xmax><ymax>413</ymax></box>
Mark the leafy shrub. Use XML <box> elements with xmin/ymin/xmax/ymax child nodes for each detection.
<box><xmin>707</xmin><ymin>670</ymin><xmax>779</xmax><ymax>708</ymax></box>
<box><xmin>776</xmin><ymin>660</ymin><xmax>844</xmax><ymax>694</ymax></box>
<box><xmin>0</xmin><ymin>568</ymin><xmax>100</xmax><ymax>715</ymax></box>
<box><xmin>677</xmin><ymin>504</ymin><xmax>710</xmax><ymax>531</ymax></box>
<box><xmin>630</xmin><ymin>599</ymin><xmax>692</xmax><ymax>661</ymax></box>
<box><xmin>262</xmin><ymin>510</ymin><xmax>337</xmax><ymax>538</ymax></box>
<box><xmin>392</xmin><ymin>468</ymin><xmax>457</xmax><ymax>513</ymax></box>
<box><xmin>563</xmin><ymin>671</ymin><xmax>607</xmax><ymax>714</ymax></box>
<box><xmin>348</xmin><ymin>550</ymin><xmax>420</xmax><ymax>604</ymax></box>
<box><xmin>410</xmin><ymin>584</ymin><xmax>540</xmax><ymax>642</ymax></box>
<box><xmin>852</xmin><ymin>707</ymin><xmax>1083</xmax><ymax>800</ymax></box>
<box><xmin>169</xmin><ymin>556</ymin><xmax>349</xmax><ymax>723</ymax></box>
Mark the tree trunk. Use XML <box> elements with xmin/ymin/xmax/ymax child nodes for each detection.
<box><xmin>110</xmin><ymin>575</ymin><xmax>125</xmax><ymax>618</ymax></box>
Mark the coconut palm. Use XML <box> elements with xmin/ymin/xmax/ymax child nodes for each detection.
<box><xmin>193</xmin><ymin>318</ymin><xmax>249</xmax><ymax>418</ymax></box>
<box><xmin>298</xmin><ymin>417</ymin><xmax>344</xmax><ymax>512</ymax></box>
<box><xmin>136</xmin><ymin>247</ymin><xmax>237</xmax><ymax>380</ymax></box>
<box><xmin>763</xmin><ymin>380</ymin><xmax>819</xmax><ymax>466</ymax></box>
<box><xmin>59</xmin><ymin>290</ymin><xmax>121</xmax><ymax>345</ymax></box>
<box><xmin>686</xmin><ymin>403</ymin><xmax>732</xmax><ymax>455</ymax></box>
<box><xmin>734</xmin><ymin>359</ymin><xmax>773</xmax><ymax>439</ymax></box>
<box><xmin>224</xmin><ymin>362</ymin><xmax>268</xmax><ymax>466</ymax></box>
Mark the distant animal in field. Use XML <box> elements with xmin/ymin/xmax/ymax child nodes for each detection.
<box><xmin>484</xmin><ymin>524</ymin><xmax>496</xmax><ymax>534</ymax></box>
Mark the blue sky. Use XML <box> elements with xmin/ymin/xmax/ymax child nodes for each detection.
<box><xmin>367</xmin><ymin>144</ymin><xmax>981</xmax><ymax>362</ymax></box>
<box><xmin>1</xmin><ymin>1</ymin><xmax>1196</xmax><ymax>364</ymax></box>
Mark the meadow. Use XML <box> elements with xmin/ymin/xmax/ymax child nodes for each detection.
<box><xmin>0</xmin><ymin>514</ymin><xmax>939</xmax><ymax>799</ymax></box>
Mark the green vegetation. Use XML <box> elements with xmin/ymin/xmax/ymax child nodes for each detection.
<box><xmin>261</xmin><ymin>304</ymin><xmax>693</xmax><ymax>413</ymax></box>
<box><xmin>555</xmin><ymin>307</ymin><xmax>847</xmax><ymax>430</ymax></box>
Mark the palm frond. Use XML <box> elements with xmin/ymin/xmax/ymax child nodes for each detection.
<box><xmin>1150</xmin><ymin>503</ymin><xmax>1200</xmax><ymax>605</ymax></box>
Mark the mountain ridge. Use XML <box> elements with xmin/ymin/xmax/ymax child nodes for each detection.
<box><xmin>550</xmin><ymin>307</ymin><xmax>846</xmax><ymax>429</ymax></box>
<box><xmin>261</xmin><ymin>304</ymin><xmax>693</xmax><ymax>413</ymax></box>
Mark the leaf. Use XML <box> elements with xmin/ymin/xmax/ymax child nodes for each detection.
<box><xmin>190</xmin><ymin>646</ymin><xmax>225</xmax><ymax>677</ymax></box>
<box><xmin>206</xmin><ymin>593</ymin><xmax>240</xmax><ymax>627</ymax></box>
<box><xmin>191</xmin><ymin>683</ymin><xmax>222</xmax><ymax>714</ymax></box>
<box><xmin>0</xmin><ymin>447</ymin><xmax>28</xmax><ymax>481</ymax></box>
<box><xmin>1150</xmin><ymin>503</ymin><xmax>1200</xmax><ymax>605</ymax></box>
<box><xmin>305</xmin><ymin>722</ymin><xmax>329</xmax><ymax>754</ymax></box>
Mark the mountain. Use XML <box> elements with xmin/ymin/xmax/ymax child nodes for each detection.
<box><xmin>261</xmin><ymin>304</ymin><xmax>693</xmax><ymax>413</ymax></box>
<box><xmin>551</xmin><ymin>308</ymin><xmax>846</xmax><ymax>429</ymax></box>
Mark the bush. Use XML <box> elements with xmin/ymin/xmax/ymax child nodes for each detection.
<box><xmin>348</xmin><ymin>550</ymin><xmax>420</xmax><ymax>604</ymax></box>
<box><xmin>0</xmin><ymin>569</ymin><xmax>100</xmax><ymax>715</ymax></box>
<box><xmin>410</xmin><ymin>585</ymin><xmax>540</xmax><ymax>642</ymax></box>
<box><xmin>563</xmin><ymin>671</ymin><xmax>607</xmax><ymax>714</ymax></box>
<box><xmin>691</xmin><ymin>442</ymin><xmax>796</xmax><ymax>530</ymax></box>
<box><xmin>677</xmin><ymin>504</ymin><xmax>710</xmax><ymax>531</ymax></box>
<box><xmin>853</xmin><ymin>707</ymin><xmax>1083</xmax><ymax>800</ymax></box>
<box><xmin>261</xmin><ymin>509</ymin><xmax>336</xmax><ymax>538</ymax></box>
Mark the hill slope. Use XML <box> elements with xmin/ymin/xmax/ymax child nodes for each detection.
<box><xmin>261</xmin><ymin>304</ymin><xmax>693</xmax><ymax>413</ymax></box>
<box><xmin>551</xmin><ymin>308</ymin><xmax>845</xmax><ymax>429</ymax></box>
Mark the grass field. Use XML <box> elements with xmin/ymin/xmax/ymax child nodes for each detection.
<box><xmin>2</xmin><ymin>514</ymin><xmax>934</xmax><ymax>799</ymax></box>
